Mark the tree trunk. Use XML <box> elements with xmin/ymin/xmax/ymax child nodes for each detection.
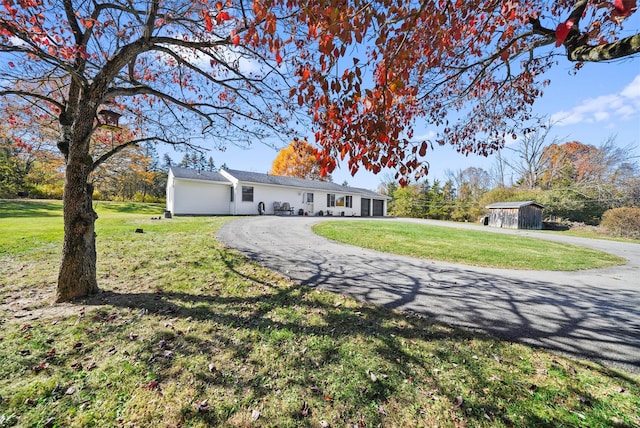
<box><xmin>56</xmin><ymin>148</ymin><xmax>100</xmax><ymax>302</ymax></box>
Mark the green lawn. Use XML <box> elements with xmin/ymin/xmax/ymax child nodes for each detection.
<box><xmin>0</xmin><ymin>200</ymin><xmax>638</xmax><ymax>427</ymax></box>
<box><xmin>312</xmin><ymin>220</ymin><xmax>625</xmax><ymax>270</ymax></box>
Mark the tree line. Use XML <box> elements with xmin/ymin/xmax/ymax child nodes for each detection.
<box><xmin>0</xmin><ymin>121</ymin><xmax>221</xmax><ymax>202</ymax></box>
<box><xmin>383</xmin><ymin>134</ymin><xmax>640</xmax><ymax>226</ymax></box>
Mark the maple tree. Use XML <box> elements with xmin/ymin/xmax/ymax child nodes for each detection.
<box><xmin>287</xmin><ymin>0</ymin><xmax>639</xmax><ymax>185</ymax></box>
<box><xmin>1</xmin><ymin>0</ymin><xmax>298</xmax><ymax>301</ymax></box>
<box><xmin>270</xmin><ymin>138</ymin><xmax>325</xmax><ymax>180</ymax></box>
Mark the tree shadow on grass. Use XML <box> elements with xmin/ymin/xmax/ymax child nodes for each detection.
<box><xmin>218</xmin><ymin>218</ymin><xmax>640</xmax><ymax>375</ymax></box>
<box><xmin>78</xmin><ymin>276</ymin><xmax>638</xmax><ymax>427</ymax></box>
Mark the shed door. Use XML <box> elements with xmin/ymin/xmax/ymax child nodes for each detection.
<box><xmin>361</xmin><ymin>198</ymin><xmax>370</xmax><ymax>216</ymax></box>
<box><xmin>372</xmin><ymin>199</ymin><xmax>384</xmax><ymax>216</ymax></box>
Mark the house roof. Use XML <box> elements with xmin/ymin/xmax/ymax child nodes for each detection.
<box><xmin>486</xmin><ymin>201</ymin><xmax>546</xmax><ymax>209</ymax></box>
<box><xmin>170</xmin><ymin>166</ymin><xmax>387</xmax><ymax>198</ymax></box>
<box><xmin>170</xmin><ymin>167</ymin><xmax>230</xmax><ymax>183</ymax></box>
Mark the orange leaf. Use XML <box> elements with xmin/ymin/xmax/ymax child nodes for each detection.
<box><xmin>203</xmin><ymin>11</ymin><xmax>213</xmax><ymax>32</ymax></box>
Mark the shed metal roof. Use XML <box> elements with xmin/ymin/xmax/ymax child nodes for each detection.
<box><xmin>486</xmin><ymin>201</ymin><xmax>546</xmax><ymax>209</ymax></box>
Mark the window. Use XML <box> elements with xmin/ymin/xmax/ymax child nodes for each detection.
<box><xmin>230</xmin><ymin>187</ymin><xmax>234</xmax><ymax>202</ymax></box>
<box><xmin>327</xmin><ymin>194</ymin><xmax>335</xmax><ymax>207</ymax></box>
<box><xmin>306</xmin><ymin>193</ymin><xmax>314</xmax><ymax>203</ymax></box>
<box><xmin>334</xmin><ymin>195</ymin><xmax>352</xmax><ymax>208</ymax></box>
<box><xmin>242</xmin><ymin>186</ymin><xmax>254</xmax><ymax>202</ymax></box>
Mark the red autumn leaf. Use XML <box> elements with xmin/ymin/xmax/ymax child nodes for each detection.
<box><xmin>275</xmin><ymin>51</ymin><xmax>282</xmax><ymax>64</ymax></box>
<box><xmin>612</xmin><ymin>0</ymin><xmax>637</xmax><ymax>22</ymax></box>
<box><xmin>202</xmin><ymin>11</ymin><xmax>213</xmax><ymax>32</ymax></box>
<box><xmin>555</xmin><ymin>19</ymin><xmax>574</xmax><ymax>47</ymax></box>
<box><xmin>8</xmin><ymin>61</ymin><xmax>15</xmax><ymax>67</ymax></box>
<box><xmin>231</xmin><ymin>34</ymin><xmax>240</xmax><ymax>45</ymax></box>
<box><xmin>217</xmin><ymin>11</ymin><xmax>230</xmax><ymax>23</ymax></box>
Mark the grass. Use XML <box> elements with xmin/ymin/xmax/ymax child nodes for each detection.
<box><xmin>312</xmin><ymin>220</ymin><xmax>626</xmax><ymax>270</ymax></box>
<box><xmin>1</xmin><ymin>200</ymin><xmax>639</xmax><ymax>427</ymax></box>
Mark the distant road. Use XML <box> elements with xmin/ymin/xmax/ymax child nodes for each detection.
<box><xmin>217</xmin><ymin>216</ymin><xmax>640</xmax><ymax>373</ymax></box>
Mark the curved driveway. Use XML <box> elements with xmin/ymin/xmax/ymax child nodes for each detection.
<box><xmin>217</xmin><ymin>216</ymin><xmax>640</xmax><ymax>373</ymax></box>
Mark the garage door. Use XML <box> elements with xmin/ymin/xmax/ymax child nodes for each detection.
<box><xmin>361</xmin><ymin>198</ymin><xmax>370</xmax><ymax>216</ymax></box>
<box><xmin>372</xmin><ymin>199</ymin><xmax>384</xmax><ymax>216</ymax></box>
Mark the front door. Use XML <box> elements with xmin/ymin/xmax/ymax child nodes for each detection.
<box><xmin>305</xmin><ymin>192</ymin><xmax>314</xmax><ymax>215</ymax></box>
<box><xmin>361</xmin><ymin>198</ymin><xmax>370</xmax><ymax>216</ymax></box>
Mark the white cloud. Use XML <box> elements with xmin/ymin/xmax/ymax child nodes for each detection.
<box><xmin>412</xmin><ymin>130</ymin><xmax>437</xmax><ymax>141</ymax></box>
<box><xmin>551</xmin><ymin>74</ymin><xmax>640</xmax><ymax>126</ymax></box>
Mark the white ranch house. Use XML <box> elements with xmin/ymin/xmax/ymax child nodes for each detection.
<box><xmin>166</xmin><ymin>167</ymin><xmax>389</xmax><ymax>217</ymax></box>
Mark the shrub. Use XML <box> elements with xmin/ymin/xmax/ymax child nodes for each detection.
<box><xmin>600</xmin><ymin>207</ymin><xmax>640</xmax><ymax>240</ymax></box>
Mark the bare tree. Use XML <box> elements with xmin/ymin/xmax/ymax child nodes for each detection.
<box><xmin>505</xmin><ymin>119</ymin><xmax>563</xmax><ymax>189</ymax></box>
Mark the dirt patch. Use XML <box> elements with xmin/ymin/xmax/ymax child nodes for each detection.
<box><xmin>0</xmin><ymin>277</ymin><xmax>157</xmax><ymax>324</ymax></box>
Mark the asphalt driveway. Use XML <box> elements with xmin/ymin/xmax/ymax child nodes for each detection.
<box><xmin>217</xmin><ymin>216</ymin><xmax>640</xmax><ymax>373</ymax></box>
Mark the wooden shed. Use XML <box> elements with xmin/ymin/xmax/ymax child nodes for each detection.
<box><xmin>485</xmin><ymin>201</ymin><xmax>545</xmax><ymax>230</ymax></box>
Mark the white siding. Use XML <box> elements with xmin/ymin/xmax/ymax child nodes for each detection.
<box><xmin>172</xmin><ymin>179</ymin><xmax>231</xmax><ymax>215</ymax></box>
<box><xmin>168</xmin><ymin>168</ymin><xmax>388</xmax><ymax>216</ymax></box>
<box><xmin>166</xmin><ymin>170</ymin><xmax>176</xmax><ymax>213</ymax></box>
<box><xmin>232</xmin><ymin>185</ymin><xmax>301</xmax><ymax>215</ymax></box>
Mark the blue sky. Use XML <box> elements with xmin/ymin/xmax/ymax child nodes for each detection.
<box><xmin>166</xmin><ymin>19</ymin><xmax>640</xmax><ymax>191</ymax></box>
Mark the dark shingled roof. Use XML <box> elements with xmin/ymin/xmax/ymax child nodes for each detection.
<box><xmin>486</xmin><ymin>201</ymin><xmax>546</xmax><ymax>209</ymax></box>
<box><xmin>170</xmin><ymin>166</ymin><xmax>387</xmax><ymax>198</ymax></box>
<box><xmin>222</xmin><ymin>168</ymin><xmax>386</xmax><ymax>198</ymax></box>
<box><xmin>170</xmin><ymin>167</ymin><xmax>230</xmax><ymax>183</ymax></box>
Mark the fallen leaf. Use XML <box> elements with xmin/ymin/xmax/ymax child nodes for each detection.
<box><xmin>453</xmin><ymin>395</ymin><xmax>463</xmax><ymax>408</ymax></box>
<box><xmin>146</xmin><ymin>380</ymin><xmax>159</xmax><ymax>389</ymax></box>
<box><xmin>578</xmin><ymin>396</ymin><xmax>592</xmax><ymax>406</ymax></box>
<box><xmin>301</xmin><ymin>401</ymin><xmax>311</xmax><ymax>417</ymax></box>
<box><xmin>208</xmin><ymin>363</ymin><xmax>216</xmax><ymax>372</ymax></box>
<box><xmin>65</xmin><ymin>386</ymin><xmax>76</xmax><ymax>395</ymax></box>
<box><xmin>251</xmin><ymin>409</ymin><xmax>260</xmax><ymax>420</ymax></box>
<box><xmin>195</xmin><ymin>399</ymin><xmax>210</xmax><ymax>412</ymax></box>
<box><xmin>33</xmin><ymin>362</ymin><xmax>49</xmax><ymax>372</ymax></box>
<box><xmin>320</xmin><ymin>421</ymin><xmax>330</xmax><ymax>428</ymax></box>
